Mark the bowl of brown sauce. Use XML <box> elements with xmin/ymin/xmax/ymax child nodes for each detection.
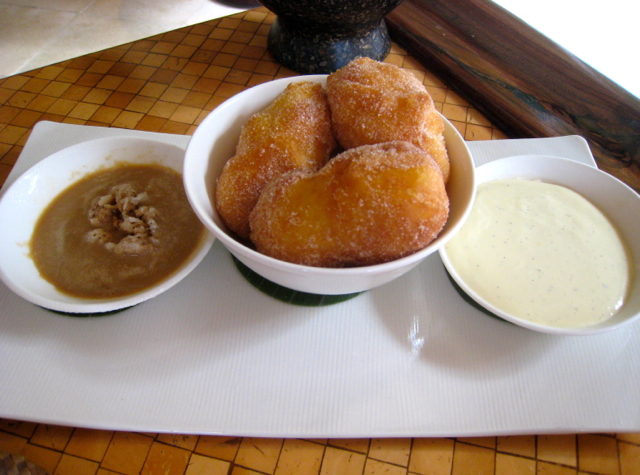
<box><xmin>0</xmin><ymin>137</ymin><xmax>214</xmax><ymax>314</ymax></box>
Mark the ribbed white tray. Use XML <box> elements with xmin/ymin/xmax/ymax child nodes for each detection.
<box><xmin>1</xmin><ymin>121</ymin><xmax>638</xmax><ymax>437</ymax></box>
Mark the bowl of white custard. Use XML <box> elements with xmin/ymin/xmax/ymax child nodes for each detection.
<box><xmin>439</xmin><ymin>155</ymin><xmax>640</xmax><ymax>335</ymax></box>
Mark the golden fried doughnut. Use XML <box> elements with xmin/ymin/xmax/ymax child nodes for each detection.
<box><xmin>215</xmin><ymin>81</ymin><xmax>336</xmax><ymax>239</ymax></box>
<box><xmin>326</xmin><ymin>57</ymin><xmax>450</xmax><ymax>183</ymax></box>
<box><xmin>249</xmin><ymin>141</ymin><xmax>449</xmax><ymax>267</ymax></box>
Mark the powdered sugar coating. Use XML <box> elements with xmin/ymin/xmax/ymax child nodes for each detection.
<box><xmin>250</xmin><ymin>141</ymin><xmax>449</xmax><ymax>267</ymax></box>
<box><xmin>215</xmin><ymin>81</ymin><xmax>336</xmax><ymax>239</ymax></box>
<box><xmin>326</xmin><ymin>57</ymin><xmax>450</xmax><ymax>183</ymax></box>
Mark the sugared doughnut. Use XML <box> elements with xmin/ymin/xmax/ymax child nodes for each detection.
<box><xmin>326</xmin><ymin>57</ymin><xmax>450</xmax><ymax>183</ymax></box>
<box><xmin>249</xmin><ymin>141</ymin><xmax>449</xmax><ymax>267</ymax></box>
<box><xmin>215</xmin><ymin>81</ymin><xmax>336</xmax><ymax>239</ymax></box>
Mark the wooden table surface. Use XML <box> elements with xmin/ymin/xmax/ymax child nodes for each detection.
<box><xmin>1</xmin><ymin>6</ymin><xmax>639</xmax><ymax>475</ymax></box>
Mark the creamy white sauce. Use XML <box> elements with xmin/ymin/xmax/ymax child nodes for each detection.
<box><xmin>445</xmin><ymin>178</ymin><xmax>631</xmax><ymax>328</ymax></box>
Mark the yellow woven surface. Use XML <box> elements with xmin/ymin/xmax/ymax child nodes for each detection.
<box><xmin>0</xmin><ymin>8</ymin><xmax>638</xmax><ymax>475</ymax></box>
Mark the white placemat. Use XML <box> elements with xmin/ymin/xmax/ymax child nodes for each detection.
<box><xmin>1</xmin><ymin>121</ymin><xmax>638</xmax><ymax>437</ymax></box>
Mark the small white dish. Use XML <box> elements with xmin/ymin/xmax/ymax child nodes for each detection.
<box><xmin>0</xmin><ymin>136</ymin><xmax>214</xmax><ymax>314</ymax></box>
<box><xmin>184</xmin><ymin>75</ymin><xmax>476</xmax><ymax>295</ymax></box>
<box><xmin>439</xmin><ymin>155</ymin><xmax>640</xmax><ymax>335</ymax></box>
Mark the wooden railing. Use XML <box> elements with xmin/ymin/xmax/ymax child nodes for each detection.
<box><xmin>386</xmin><ymin>0</ymin><xmax>640</xmax><ymax>191</ymax></box>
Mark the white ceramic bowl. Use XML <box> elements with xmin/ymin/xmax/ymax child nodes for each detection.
<box><xmin>439</xmin><ymin>155</ymin><xmax>640</xmax><ymax>335</ymax></box>
<box><xmin>184</xmin><ymin>75</ymin><xmax>475</xmax><ymax>295</ymax></box>
<box><xmin>0</xmin><ymin>137</ymin><xmax>214</xmax><ymax>314</ymax></box>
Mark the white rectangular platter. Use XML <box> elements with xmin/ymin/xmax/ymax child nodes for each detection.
<box><xmin>1</xmin><ymin>121</ymin><xmax>639</xmax><ymax>437</ymax></box>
